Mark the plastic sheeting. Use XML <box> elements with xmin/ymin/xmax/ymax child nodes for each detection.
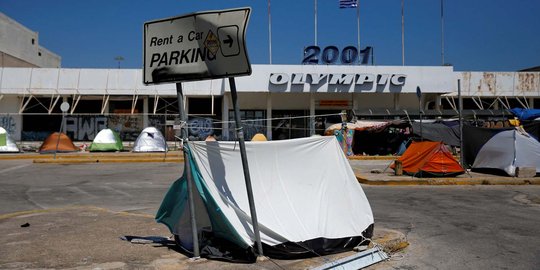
<box><xmin>157</xmin><ymin>136</ymin><xmax>374</xmax><ymax>259</ymax></box>
<box><xmin>189</xmin><ymin>136</ymin><xmax>373</xmax><ymax>246</ymax></box>
<box><xmin>510</xmin><ymin>108</ymin><xmax>540</xmax><ymax>121</ymax></box>
<box><xmin>410</xmin><ymin>122</ymin><xmax>460</xmax><ymax>146</ymax></box>
<box><xmin>325</xmin><ymin>121</ymin><xmax>389</xmax><ymax>135</ymax></box>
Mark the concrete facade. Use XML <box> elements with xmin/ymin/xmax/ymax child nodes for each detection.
<box><xmin>0</xmin><ymin>12</ymin><xmax>61</xmax><ymax>68</ymax></box>
<box><xmin>0</xmin><ymin>66</ymin><xmax>539</xmax><ymax>142</ymax></box>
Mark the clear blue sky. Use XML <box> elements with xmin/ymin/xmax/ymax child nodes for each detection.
<box><xmin>1</xmin><ymin>0</ymin><xmax>539</xmax><ymax>71</ymax></box>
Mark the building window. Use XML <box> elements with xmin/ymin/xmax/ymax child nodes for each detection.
<box><xmin>188</xmin><ymin>97</ymin><xmax>222</xmax><ymax>116</ymax></box>
<box><xmin>271</xmin><ymin>110</ymin><xmax>310</xmax><ymax>140</ymax></box>
<box><xmin>38</xmin><ymin>52</ymin><xmax>42</xmax><ymax>56</ymax></box>
<box><xmin>31</xmin><ymin>38</ymin><xmax>35</xmax><ymax>45</ymax></box>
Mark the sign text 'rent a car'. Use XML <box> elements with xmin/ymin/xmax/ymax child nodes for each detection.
<box><xmin>143</xmin><ymin>8</ymin><xmax>251</xmax><ymax>85</ymax></box>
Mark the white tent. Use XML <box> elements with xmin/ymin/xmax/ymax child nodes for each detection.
<box><xmin>0</xmin><ymin>127</ymin><xmax>19</xmax><ymax>152</ymax></box>
<box><xmin>132</xmin><ymin>127</ymin><xmax>167</xmax><ymax>152</ymax></box>
<box><xmin>473</xmin><ymin>128</ymin><xmax>540</xmax><ymax>176</ymax></box>
<box><xmin>156</xmin><ymin>136</ymin><xmax>374</xmax><ymax>260</ymax></box>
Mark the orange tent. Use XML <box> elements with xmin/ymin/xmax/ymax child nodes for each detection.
<box><xmin>39</xmin><ymin>132</ymin><xmax>79</xmax><ymax>153</ymax></box>
<box><xmin>251</xmin><ymin>133</ymin><xmax>268</xmax><ymax>141</ymax></box>
<box><xmin>391</xmin><ymin>141</ymin><xmax>464</xmax><ymax>177</ymax></box>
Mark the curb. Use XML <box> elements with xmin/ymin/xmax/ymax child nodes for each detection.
<box><xmin>356</xmin><ymin>174</ymin><xmax>540</xmax><ymax>185</ymax></box>
<box><xmin>371</xmin><ymin>228</ymin><xmax>409</xmax><ymax>254</ymax></box>
<box><xmin>0</xmin><ymin>152</ymin><xmax>183</xmax><ymax>160</ymax></box>
<box><xmin>0</xmin><ymin>152</ymin><xmax>184</xmax><ymax>163</ymax></box>
<box><xmin>33</xmin><ymin>158</ymin><xmax>183</xmax><ymax>164</ymax></box>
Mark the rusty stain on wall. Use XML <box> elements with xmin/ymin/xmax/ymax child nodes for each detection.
<box><xmin>516</xmin><ymin>72</ymin><xmax>540</xmax><ymax>94</ymax></box>
<box><xmin>478</xmin><ymin>72</ymin><xmax>496</xmax><ymax>95</ymax></box>
<box><xmin>461</xmin><ymin>72</ymin><xmax>471</xmax><ymax>94</ymax></box>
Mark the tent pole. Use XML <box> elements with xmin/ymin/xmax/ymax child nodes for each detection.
<box><xmin>53</xmin><ymin>111</ymin><xmax>65</xmax><ymax>160</ymax></box>
<box><xmin>229</xmin><ymin>77</ymin><xmax>264</xmax><ymax>257</ymax></box>
<box><xmin>176</xmin><ymin>82</ymin><xmax>200</xmax><ymax>259</ymax></box>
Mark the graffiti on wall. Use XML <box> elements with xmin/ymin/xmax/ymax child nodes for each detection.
<box><xmin>188</xmin><ymin>117</ymin><xmax>214</xmax><ymax>140</ymax></box>
<box><xmin>108</xmin><ymin>115</ymin><xmax>143</xmax><ymax>141</ymax></box>
<box><xmin>65</xmin><ymin>116</ymin><xmax>108</xmax><ymax>141</ymax></box>
<box><xmin>148</xmin><ymin>115</ymin><xmax>166</xmax><ymax>133</ymax></box>
<box><xmin>12</xmin><ymin>114</ymin><xmax>178</xmax><ymax>142</ymax></box>
<box><xmin>65</xmin><ymin>115</ymin><xmax>144</xmax><ymax>141</ymax></box>
<box><xmin>21</xmin><ymin>131</ymin><xmax>50</xmax><ymax>141</ymax></box>
<box><xmin>228</xmin><ymin>120</ymin><xmax>265</xmax><ymax>141</ymax></box>
<box><xmin>0</xmin><ymin>115</ymin><xmax>16</xmax><ymax>136</ymax></box>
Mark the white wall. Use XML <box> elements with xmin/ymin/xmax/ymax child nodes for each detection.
<box><xmin>457</xmin><ymin>72</ymin><xmax>540</xmax><ymax>97</ymax></box>
<box><xmin>237</xmin><ymin>65</ymin><xmax>455</xmax><ymax>94</ymax></box>
<box><xmin>3</xmin><ymin>67</ymin><xmax>539</xmax><ymax>99</ymax></box>
<box><xmin>0</xmin><ymin>13</ymin><xmax>61</xmax><ymax>68</ymax></box>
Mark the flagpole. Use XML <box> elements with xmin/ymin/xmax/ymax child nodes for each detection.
<box><xmin>315</xmin><ymin>0</ymin><xmax>318</xmax><ymax>45</ymax></box>
<box><xmin>401</xmin><ymin>0</ymin><xmax>405</xmax><ymax>66</ymax></box>
<box><xmin>441</xmin><ymin>0</ymin><xmax>445</xmax><ymax>65</ymax></box>
<box><xmin>357</xmin><ymin>0</ymin><xmax>360</xmax><ymax>64</ymax></box>
<box><xmin>268</xmin><ymin>0</ymin><xmax>272</xmax><ymax>64</ymax></box>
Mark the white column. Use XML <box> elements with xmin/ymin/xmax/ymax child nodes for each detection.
<box><xmin>353</xmin><ymin>92</ymin><xmax>361</xmax><ymax>111</ymax></box>
<box><xmin>435</xmin><ymin>95</ymin><xmax>442</xmax><ymax>111</ymax></box>
<box><xmin>266</xmin><ymin>93</ymin><xmax>272</xmax><ymax>140</ymax></box>
<box><xmin>222</xmin><ymin>93</ymin><xmax>230</xmax><ymax>140</ymax></box>
<box><xmin>143</xmin><ymin>97</ymin><xmax>149</xmax><ymax>128</ymax></box>
<box><xmin>103</xmin><ymin>100</ymin><xmax>110</xmax><ymax>116</ymax></box>
<box><xmin>393</xmin><ymin>93</ymin><xmax>400</xmax><ymax>110</ymax></box>
<box><xmin>310</xmin><ymin>93</ymin><xmax>315</xmax><ymax>136</ymax></box>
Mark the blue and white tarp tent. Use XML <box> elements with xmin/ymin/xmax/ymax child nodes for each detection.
<box><xmin>156</xmin><ymin>136</ymin><xmax>374</xmax><ymax>261</ymax></box>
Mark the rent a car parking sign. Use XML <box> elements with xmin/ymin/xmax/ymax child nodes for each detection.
<box><xmin>143</xmin><ymin>7</ymin><xmax>251</xmax><ymax>84</ymax></box>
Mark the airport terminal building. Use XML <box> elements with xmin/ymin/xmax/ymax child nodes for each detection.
<box><xmin>1</xmin><ymin>65</ymin><xmax>539</xmax><ymax>142</ymax></box>
<box><xmin>1</xmin><ymin>12</ymin><xmax>539</xmax><ymax>143</ymax></box>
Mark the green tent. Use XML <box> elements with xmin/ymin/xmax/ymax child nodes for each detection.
<box><xmin>88</xmin><ymin>128</ymin><xmax>123</xmax><ymax>152</ymax></box>
<box><xmin>0</xmin><ymin>127</ymin><xmax>19</xmax><ymax>152</ymax></box>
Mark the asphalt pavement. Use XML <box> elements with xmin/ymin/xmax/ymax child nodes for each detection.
<box><xmin>1</xmin><ymin>155</ymin><xmax>539</xmax><ymax>269</ymax></box>
<box><xmin>3</xmin><ymin>151</ymin><xmax>538</xmax><ymax>185</ymax></box>
<box><xmin>0</xmin><ymin>158</ymin><xmax>406</xmax><ymax>269</ymax></box>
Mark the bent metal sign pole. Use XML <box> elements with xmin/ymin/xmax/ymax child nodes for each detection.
<box><xmin>143</xmin><ymin>7</ymin><xmax>264</xmax><ymax>257</ymax></box>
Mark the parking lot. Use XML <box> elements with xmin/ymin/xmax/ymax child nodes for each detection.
<box><xmin>1</xmin><ymin>159</ymin><xmax>540</xmax><ymax>269</ymax></box>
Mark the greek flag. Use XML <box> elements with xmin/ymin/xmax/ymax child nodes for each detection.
<box><xmin>339</xmin><ymin>0</ymin><xmax>357</xmax><ymax>8</ymax></box>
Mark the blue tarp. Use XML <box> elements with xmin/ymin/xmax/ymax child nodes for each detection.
<box><xmin>510</xmin><ymin>108</ymin><xmax>540</xmax><ymax>121</ymax></box>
